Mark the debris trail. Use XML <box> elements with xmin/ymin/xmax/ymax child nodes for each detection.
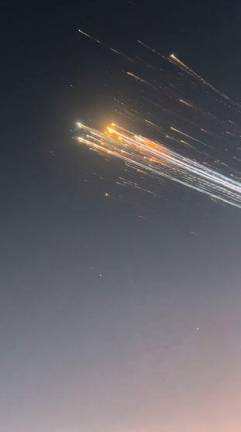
<box><xmin>76</xmin><ymin>122</ymin><xmax>241</xmax><ymax>209</ymax></box>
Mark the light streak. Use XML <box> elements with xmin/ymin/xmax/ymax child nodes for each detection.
<box><xmin>169</xmin><ymin>53</ymin><xmax>241</xmax><ymax>111</ymax></box>
<box><xmin>76</xmin><ymin>122</ymin><xmax>241</xmax><ymax>209</ymax></box>
<box><xmin>78</xmin><ymin>28</ymin><xmax>101</xmax><ymax>44</ymax></box>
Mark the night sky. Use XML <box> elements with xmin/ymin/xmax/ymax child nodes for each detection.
<box><xmin>2</xmin><ymin>1</ymin><xmax>241</xmax><ymax>431</ymax></box>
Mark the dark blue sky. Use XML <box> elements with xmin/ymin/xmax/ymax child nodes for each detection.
<box><xmin>2</xmin><ymin>1</ymin><xmax>241</xmax><ymax>431</ymax></box>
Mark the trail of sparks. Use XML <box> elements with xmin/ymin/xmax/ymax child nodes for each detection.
<box><xmin>76</xmin><ymin>29</ymin><xmax>241</xmax><ymax>206</ymax></box>
<box><xmin>169</xmin><ymin>53</ymin><xmax>241</xmax><ymax>111</ymax></box>
<box><xmin>76</xmin><ymin>122</ymin><xmax>241</xmax><ymax>209</ymax></box>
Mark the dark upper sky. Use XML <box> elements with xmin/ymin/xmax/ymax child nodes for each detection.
<box><xmin>2</xmin><ymin>1</ymin><xmax>241</xmax><ymax>431</ymax></box>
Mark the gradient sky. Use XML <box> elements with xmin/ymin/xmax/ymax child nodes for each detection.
<box><xmin>2</xmin><ymin>1</ymin><xmax>241</xmax><ymax>431</ymax></box>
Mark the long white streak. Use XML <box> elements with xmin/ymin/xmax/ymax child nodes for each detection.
<box><xmin>76</xmin><ymin>123</ymin><xmax>241</xmax><ymax>209</ymax></box>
